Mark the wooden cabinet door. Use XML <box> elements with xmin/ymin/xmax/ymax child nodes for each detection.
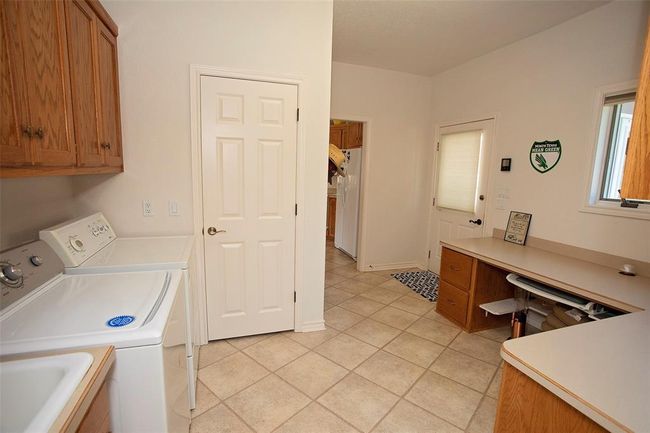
<box><xmin>326</xmin><ymin>196</ymin><xmax>336</xmax><ymax>240</ymax></box>
<box><xmin>620</xmin><ymin>20</ymin><xmax>649</xmax><ymax>200</ymax></box>
<box><xmin>346</xmin><ymin>122</ymin><xmax>363</xmax><ymax>149</ymax></box>
<box><xmin>65</xmin><ymin>0</ymin><xmax>103</xmax><ymax>167</ymax></box>
<box><xmin>329</xmin><ymin>125</ymin><xmax>346</xmax><ymax>149</ymax></box>
<box><xmin>15</xmin><ymin>0</ymin><xmax>76</xmax><ymax>167</ymax></box>
<box><xmin>0</xmin><ymin>1</ymin><xmax>31</xmax><ymax>167</ymax></box>
<box><xmin>96</xmin><ymin>20</ymin><xmax>122</xmax><ymax>168</ymax></box>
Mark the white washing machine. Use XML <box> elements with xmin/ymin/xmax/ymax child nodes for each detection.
<box><xmin>0</xmin><ymin>240</ymin><xmax>190</xmax><ymax>433</ymax></box>
<box><xmin>39</xmin><ymin>213</ymin><xmax>200</xmax><ymax>409</ymax></box>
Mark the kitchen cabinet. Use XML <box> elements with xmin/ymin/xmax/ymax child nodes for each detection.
<box><xmin>329</xmin><ymin>121</ymin><xmax>363</xmax><ymax>149</ymax></box>
<box><xmin>620</xmin><ymin>20</ymin><xmax>649</xmax><ymax>200</ymax></box>
<box><xmin>0</xmin><ymin>0</ymin><xmax>122</xmax><ymax>178</ymax></box>
<box><xmin>326</xmin><ymin>196</ymin><xmax>336</xmax><ymax>240</ymax></box>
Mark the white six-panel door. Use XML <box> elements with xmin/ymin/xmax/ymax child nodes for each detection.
<box><xmin>201</xmin><ymin>76</ymin><xmax>298</xmax><ymax>340</ymax></box>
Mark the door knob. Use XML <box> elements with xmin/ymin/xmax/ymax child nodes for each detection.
<box><xmin>207</xmin><ymin>227</ymin><xmax>226</xmax><ymax>235</ymax></box>
<box><xmin>469</xmin><ymin>218</ymin><xmax>482</xmax><ymax>226</ymax></box>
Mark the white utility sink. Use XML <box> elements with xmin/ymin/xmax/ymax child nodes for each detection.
<box><xmin>1</xmin><ymin>352</ymin><xmax>93</xmax><ymax>433</ymax></box>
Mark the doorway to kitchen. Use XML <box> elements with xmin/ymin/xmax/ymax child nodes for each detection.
<box><xmin>327</xmin><ymin>119</ymin><xmax>365</xmax><ymax>268</ymax></box>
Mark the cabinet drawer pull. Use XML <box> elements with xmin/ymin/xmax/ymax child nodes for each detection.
<box><xmin>101</xmin><ymin>142</ymin><xmax>112</xmax><ymax>150</ymax></box>
<box><xmin>449</xmin><ymin>265</ymin><xmax>460</xmax><ymax>272</ymax></box>
<box><xmin>34</xmin><ymin>127</ymin><xmax>45</xmax><ymax>139</ymax></box>
<box><xmin>446</xmin><ymin>298</ymin><xmax>456</xmax><ymax>306</ymax></box>
<box><xmin>22</xmin><ymin>126</ymin><xmax>33</xmax><ymax>138</ymax></box>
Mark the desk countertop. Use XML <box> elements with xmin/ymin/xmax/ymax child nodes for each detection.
<box><xmin>441</xmin><ymin>237</ymin><xmax>650</xmax><ymax>433</ymax></box>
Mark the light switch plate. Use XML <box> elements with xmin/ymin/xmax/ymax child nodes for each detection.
<box><xmin>168</xmin><ymin>200</ymin><xmax>180</xmax><ymax>216</ymax></box>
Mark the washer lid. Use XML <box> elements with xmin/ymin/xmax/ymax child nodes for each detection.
<box><xmin>68</xmin><ymin>236</ymin><xmax>194</xmax><ymax>273</ymax></box>
<box><xmin>1</xmin><ymin>271</ymin><xmax>170</xmax><ymax>344</ymax></box>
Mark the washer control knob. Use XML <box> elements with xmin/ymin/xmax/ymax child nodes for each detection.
<box><xmin>30</xmin><ymin>255</ymin><xmax>43</xmax><ymax>266</ymax></box>
<box><xmin>69</xmin><ymin>238</ymin><xmax>85</xmax><ymax>252</ymax></box>
<box><xmin>1</xmin><ymin>264</ymin><xmax>23</xmax><ymax>281</ymax></box>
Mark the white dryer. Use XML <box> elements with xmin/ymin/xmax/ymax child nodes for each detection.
<box><xmin>0</xmin><ymin>240</ymin><xmax>190</xmax><ymax>433</ymax></box>
<box><xmin>39</xmin><ymin>213</ymin><xmax>200</xmax><ymax>409</ymax></box>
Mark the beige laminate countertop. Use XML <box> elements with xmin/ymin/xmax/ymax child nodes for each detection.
<box><xmin>441</xmin><ymin>237</ymin><xmax>650</xmax><ymax>433</ymax></box>
<box><xmin>1</xmin><ymin>346</ymin><xmax>115</xmax><ymax>433</ymax></box>
<box><xmin>441</xmin><ymin>237</ymin><xmax>650</xmax><ymax>312</ymax></box>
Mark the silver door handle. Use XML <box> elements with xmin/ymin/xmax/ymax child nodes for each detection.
<box><xmin>207</xmin><ymin>227</ymin><xmax>226</xmax><ymax>235</ymax></box>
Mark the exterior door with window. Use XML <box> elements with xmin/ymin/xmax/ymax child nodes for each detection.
<box><xmin>201</xmin><ymin>76</ymin><xmax>298</xmax><ymax>340</ymax></box>
<box><xmin>428</xmin><ymin>119</ymin><xmax>494</xmax><ymax>272</ymax></box>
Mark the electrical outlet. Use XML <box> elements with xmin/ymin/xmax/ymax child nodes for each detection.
<box><xmin>142</xmin><ymin>200</ymin><xmax>154</xmax><ymax>217</ymax></box>
<box><xmin>168</xmin><ymin>200</ymin><xmax>180</xmax><ymax>216</ymax></box>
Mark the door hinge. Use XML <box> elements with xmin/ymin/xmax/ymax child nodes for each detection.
<box><xmin>428</xmin><ymin>250</ymin><xmax>431</xmax><ymax>259</ymax></box>
<box><xmin>436</xmin><ymin>142</ymin><xmax>440</xmax><ymax>151</ymax></box>
<box><xmin>432</xmin><ymin>197</ymin><xmax>436</xmax><ymax>206</ymax></box>
<box><xmin>295</xmin><ymin>203</ymin><xmax>298</xmax><ymax>215</ymax></box>
<box><xmin>297</xmin><ymin>108</ymin><xmax>300</xmax><ymax>122</ymax></box>
<box><xmin>294</xmin><ymin>291</ymin><xmax>296</xmax><ymax>303</ymax></box>
<box><xmin>202</xmin><ymin>227</ymin><xmax>204</xmax><ymax>235</ymax></box>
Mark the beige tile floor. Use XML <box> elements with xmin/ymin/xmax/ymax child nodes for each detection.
<box><xmin>191</xmin><ymin>243</ymin><xmax>509</xmax><ymax>433</ymax></box>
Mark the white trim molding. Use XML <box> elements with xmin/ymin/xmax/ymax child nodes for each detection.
<box><xmin>189</xmin><ymin>64</ymin><xmax>310</xmax><ymax>340</ymax></box>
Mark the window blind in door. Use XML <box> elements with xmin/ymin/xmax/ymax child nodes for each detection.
<box><xmin>437</xmin><ymin>130</ymin><xmax>482</xmax><ymax>212</ymax></box>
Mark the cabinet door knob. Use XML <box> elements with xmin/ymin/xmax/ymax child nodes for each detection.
<box><xmin>101</xmin><ymin>142</ymin><xmax>111</xmax><ymax>150</ymax></box>
<box><xmin>34</xmin><ymin>127</ymin><xmax>45</xmax><ymax>139</ymax></box>
<box><xmin>22</xmin><ymin>126</ymin><xmax>33</xmax><ymax>138</ymax></box>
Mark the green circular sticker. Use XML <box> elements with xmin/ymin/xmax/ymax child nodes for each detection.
<box><xmin>530</xmin><ymin>140</ymin><xmax>561</xmax><ymax>173</ymax></box>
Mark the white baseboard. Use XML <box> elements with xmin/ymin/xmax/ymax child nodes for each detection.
<box><xmin>360</xmin><ymin>262</ymin><xmax>424</xmax><ymax>272</ymax></box>
<box><xmin>296</xmin><ymin>320</ymin><xmax>326</xmax><ymax>333</ymax></box>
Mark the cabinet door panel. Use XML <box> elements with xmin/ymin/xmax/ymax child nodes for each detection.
<box><xmin>66</xmin><ymin>0</ymin><xmax>103</xmax><ymax>167</ymax></box>
<box><xmin>0</xmin><ymin>1</ymin><xmax>31</xmax><ymax>167</ymax></box>
<box><xmin>19</xmin><ymin>0</ymin><xmax>75</xmax><ymax>166</ymax></box>
<box><xmin>96</xmin><ymin>20</ymin><xmax>122</xmax><ymax>168</ymax></box>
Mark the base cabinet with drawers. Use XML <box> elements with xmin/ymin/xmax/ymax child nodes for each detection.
<box><xmin>0</xmin><ymin>0</ymin><xmax>122</xmax><ymax>178</ymax></box>
<box><xmin>437</xmin><ymin>247</ymin><xmax>513</xmax><ymax>331</ymax></box>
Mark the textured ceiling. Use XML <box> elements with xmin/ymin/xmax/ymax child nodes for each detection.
<box><xmin>333</xmin><ymin>0</ymin><xmax>609</xmax><ymax>76</ymax></box>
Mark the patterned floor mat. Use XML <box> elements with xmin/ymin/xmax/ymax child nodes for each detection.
<box><xmin>391</xmin><ymin>270</ymin><xmax>440</xmax><ymax>302</ymax></box>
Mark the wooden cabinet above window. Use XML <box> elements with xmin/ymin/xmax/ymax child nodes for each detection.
<box><xmin>0</xmin><ymin>0</ymin><xmax>122</xmax><ymax>178</ymax></box>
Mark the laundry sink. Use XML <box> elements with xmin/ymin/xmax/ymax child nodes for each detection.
<box><xmin>1</xmin><ymin>352</ymin><xmax>93</xmax><ymax>433</ymax></box>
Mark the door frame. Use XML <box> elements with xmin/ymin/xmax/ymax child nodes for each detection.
<box><xmin>189</xmin><ymin>65</ymin><xmax>306</xmax><ymax>344</ymax></box>
<box><xmin>328</xmin><ymin>113</ymin><xmax>372</xmax><ymax>271</ymax></box>
<box><xmin>425</xmin><ymin>114</ymin><xmax>499</xmax><ymax>271</ymax></box>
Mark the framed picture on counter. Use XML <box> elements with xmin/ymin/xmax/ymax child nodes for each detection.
<box><xmin>504</xmin><ymin>211</ymin><xmax>532</xmax><ymax>245</ymax></box>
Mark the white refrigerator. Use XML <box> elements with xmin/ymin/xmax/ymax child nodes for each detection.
<box><xmin>335</xmin><ymin>148</ymin><xmax>362</xmax><ymax>258</ymax></box>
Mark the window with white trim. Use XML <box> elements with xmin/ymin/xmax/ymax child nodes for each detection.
<box><xmin>587</xmin><ymin>88</ymin><xmax>647</xmax><ymax>213</ymax></box>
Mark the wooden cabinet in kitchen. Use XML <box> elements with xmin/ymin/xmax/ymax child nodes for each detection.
<box><xmin>620</xmin><ymin>20</ymin><xmax>649</xmax><ymax>200</ymax></box>
<box><xmin>326</xmin><ymin>196</ymin><xmax>337</xmax><ymax>241</ymax></box>
<box><xmin>329</xmin><ymin>121</ymin><xmax>363</xmax><ymax>149</ymax></box>
<box><xmin>0</xmin><ymin>0</ymin><xmax>122</xmax><ymax>178</ymax></box>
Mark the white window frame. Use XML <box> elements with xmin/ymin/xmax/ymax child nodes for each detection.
<box><xmin>581</xmin><ymin>80</ymin><xmax>650</xmax><ymax>220</ymax></box>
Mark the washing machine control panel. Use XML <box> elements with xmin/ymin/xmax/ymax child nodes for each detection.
<box><xmin>0</xmin><ymin>240</ymin><xmax>64</xmax><ymax>311</ymax></box>
<box><xmin>39</xmin><ymin>212</ymin><xmax>116</xmax><ymax>267</ymax></box>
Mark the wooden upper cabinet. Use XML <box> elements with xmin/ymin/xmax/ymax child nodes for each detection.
<box><xmin>620</xmin><ymin>20</ymin><xmax>649</xmax><ymax>200</ymax></box>
<box><xmin>346</xmin><ymin>122</ymin><xmax>363</xmax><ymax>149</ymax></box>
<box><xmin>0</xmin><ymin>1</ymin><xmax>31</xmax><ymax>166</ymax></box>
<box><xmin>0</xmin><ymin>0</ymin><xmax>122</xmax><ymax>177</ymax></box>
<box><xmin>329</xmin><ymin>121</ymin><xmax>363</xmax><ymax>150</ymax></box>
<box><xmin>66</xmin><ymin>0</ymin><xmax>102</xmax><ymax>167</ymax></box>
<box><xmin>1</xmin><ymin>0</ymin><xmax>75</xmax><ymax>168</ymax></box>
<box><xmin>96</xmin><ymin>19</ymin><xmax>122</xmax><ymax>168</ymax></box>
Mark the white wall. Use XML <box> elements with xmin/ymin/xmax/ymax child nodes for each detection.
<box><xmin>331</xmin><ymin>62</ymin><xmax>433</xmax><ymax>269</ymax></box>
<box><xmin>0</xmin><ymin>177</ymin><xmax>77</xmax><ymax>250</ymax></box>
<box><xmin>73</xmin><ymin>1</ymin><xmax>334</xmax><ymax>331</ymax></box>
<box><xmin>428</xmin><ymin>1</ymin><xmax>650</xmax><ymax>262</ymax></box>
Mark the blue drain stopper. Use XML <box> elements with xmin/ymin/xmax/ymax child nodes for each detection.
<box><xmin>107</xmin><ymin>315</ymin><xmax>135</xmax><ymax>327</ymax></box>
